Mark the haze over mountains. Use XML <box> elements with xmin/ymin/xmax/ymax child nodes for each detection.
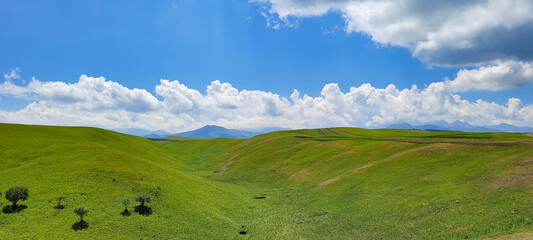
<box><xmin>122</xmin><ymin>125</ymin><xmax>285</xmax><ymax>139</ymax></box>
<box><xmin>387</xmin><ymin>121</ymin><xmax>533</xmax><ymax>133</ymax></box>
<box><xmin>172</xmin><ymin>125</ymin><xmax>259</xmax><ymax>139</ymax></box>
<box><xmin>111</xmin><ymin>121</ymin><xmax>533</xmax><ymax>139</ymax></box>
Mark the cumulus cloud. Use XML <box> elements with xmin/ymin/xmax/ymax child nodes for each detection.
<box><xmin>23</xmin><ymin>75</ymin><xmax>162</xmax><ymax>112</ymax></box>
<box><xmin>254</xmin><ymin>0</ymin><xmax>533</xmax><ymax>93</ymax></box>
<box><xmin>156</xmin><ymin>79</ymin><xmax>291</xmax><ymax>122</ymax></box>
<box><xmin>1</xmin><ymin>73</ymin><xmax>532</xmax><ymax>132</ymax></box>
<box><xmin>443</xmin><ymin>60</ymin><xmax>533</xmax><ymax>92</ymax></box>
<box><xmin>256</xmin><ymin>0</ymin><xmax>533</xmax><ymax>66</ymax></box>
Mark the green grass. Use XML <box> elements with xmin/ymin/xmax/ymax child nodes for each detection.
<box><xmin>0</xmin><ymin>124</ymin><xmax>254</xmax><ymax>239</ymax></box>
<box><xmin>1</xmin><ymin>124</ymin><xmax>532</xmax><ymax>239</ymax></box>
<box><xmin>165</xmin><ymin>128</ymin><xmax>533</xmax><ymax>239</ymax></box>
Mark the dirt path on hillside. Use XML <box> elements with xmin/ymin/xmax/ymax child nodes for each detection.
<box><xmin>218</xmin><ymin>155</ymin><xmax>235</xmax><ymax>173</ymax></box>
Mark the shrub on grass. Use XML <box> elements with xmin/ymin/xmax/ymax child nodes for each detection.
<box><xmin>134</xmin><ymin>193</ymin><xmax>153</xmax><ymax>216</ymax></box>
<box><xmin>55</xmin><ymin>196</ymin><xmax>65</xmax><ymax>209</ymax></box>
<box><xmin>74</xmin><ymin>206</ymin><xmax>89</xmax><ymax>223</ymax></box>
<box><xmin>122</xmin><ymin>197</ymin><xmax>132</xmax><ymax>215</ymax></box>
<box><xmin>5</xmin><ymin>187</ymin><xmax>29</xmax><ymax>209</ymax></box>
<box><xmin>135</xmin><ymin>193</ymin><xmax>151</xmax><ymax>207</ymax></box>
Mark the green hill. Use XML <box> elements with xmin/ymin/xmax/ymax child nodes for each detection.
<box><xmin>1</xmin><ymin>124</ymin><xmax>532</xmax><ymax>239</ymax></box>
<box><xmin>165</xmin><ymin>128</ymin><xmax>533</xmax><ymax>239</ymax></box>
<box><xmin>0</xmin><ymin>123</ymin><xmax>253</xmax><ymax>239</ymax></box>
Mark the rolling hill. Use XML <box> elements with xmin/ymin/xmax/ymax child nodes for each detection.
<box><xmin>0</xmin><ymin>123</ymin><xmax>253</xmax><ymax>239</ymax></box>
<box><xmin>387</xmin><ymin>121</ymin><xmax>533</xmax><ymax>132</ymax></box>
<box><xmin>1</xmin><ymin>123</ymin><xmax>532</xmax><ymax>239</ymax></box>
<box><xmin>164</xmin><ymin>128</ymin><xmax>533</xmax><ymax>239</ymax></box>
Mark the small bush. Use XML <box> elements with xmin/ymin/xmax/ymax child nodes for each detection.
<box><xmin>55</xmin><ymin>196</ymin><xmax>66</xmax><ymax>209</ymax></box>
<box><xmin>135</xmin><ymin>193</ymin><xmax>151</xmax><ymax>207</ymax></box>
<box><xmin>5</xmin><ymin>187</ymin><xmax>29</xmax><ymax>209</ymax></box>
<box><xmin>121</xmin><ymin>197</ymin><xmax>132</xmax><ymax>216</ymax></box>
<box><xmin>74</xmin><ymin>206</ymin><xmax>89</xmax><ymax>223</ymax></box>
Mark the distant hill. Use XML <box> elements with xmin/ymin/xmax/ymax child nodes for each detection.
<box><xmin>112</xmin><ymin>128</ymin><xmax>172</xmax><ymax>138</ymax></box>
<box><xmin>488</xmin><ymin>123</ymin><xmax>533</xmax><ymax>132</ymax></box>
<box><xmin>385</xmin><ymin>121</ymin><xmax>525</xmax><ymax>132</ymax></box>
<box><xmin>143</xmin><ymin>133</ymin><xmax>169</xmax><ymax>139</ymax></box>
<box><xmin>174</xmin><ymin>125</ymin><xmax>259</xmax><ymax>138</ymax></box>
<box><xmin>387</xmin><ymin>123</ymin><xmax>452</xmax><ymax>132</ymax></box>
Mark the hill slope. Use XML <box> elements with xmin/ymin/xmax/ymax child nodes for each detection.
<box><xmin>1</xmin><ymin>124</ymin><xmax>532</xmax><ymax>239</ymax></box>
<box><xmin>166</xmin><ymin>128</ymin><xmax>533</xmax><ymax>239</ymax></box>
<box><xmin>0</xmin><ymin>123</ymin><xmax>254</xmax><ymax>239</ymax></box>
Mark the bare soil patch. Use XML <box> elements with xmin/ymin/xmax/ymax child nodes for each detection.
<box><xmin>315</xmin><ymin>176</ymin><xmax>340</xmax><ymax>189</ymax></box>
<box><xmin>219</xmin><ymin>155</ymin><xmax>236</xmax><ymax>173</ymax></box>
<box><xmin>288</xmin><ymin>169</ymin><xmax>309</xmax><ymax>181</ymax></box>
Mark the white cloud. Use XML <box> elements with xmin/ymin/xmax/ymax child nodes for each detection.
<box><xmin>254</xmin><ymin>0</ymin><xmax>533</xmax><ymax>92</ymax></box>
<box><xmin>0</xmin><ymin>80</ymin><xmax>31</xmax><ymax>97</ymax></box>
<box><xmin>156</xmin><ymin>79</ymin><xmax>291</xmax><ymax>122</ymax></box>
<box><xmin>27</xmin><ymin>75</ymin><xmax>161</xmax><ymax>112</ymax></box>
<box><xmin>443</xmin><ymin>61</ymin><xmax>533</xmax><ymax>92</ymax></box>
<box><xmin>256</xmin><ymin>0</ymin><xmax>533</xmax><ymax>66</ymax></box>
<box><xmin>3</xmin><ymin>68</ymin><xmax>20</xmax><ymax>81</ymax></box>
<box><xmin>1</xmin><ymin>73</ymin><xmax>532</xmax><ymax>132</ymax></box>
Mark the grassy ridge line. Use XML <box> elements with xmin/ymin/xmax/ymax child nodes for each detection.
<box><xmin>0</xmin><ymin>123</ymin><xmax>253</xmax><ymax>239</ymax></box>
<box><xmin>167</xmin><ymin>128</ymin><xmax>533</xmax><ymax>239</ymax></box>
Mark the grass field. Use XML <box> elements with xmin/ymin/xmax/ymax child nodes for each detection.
<box><xmin>1</xmin><ymin>123</ymin><xmax>532</xmax><ymax>239</ymax></box>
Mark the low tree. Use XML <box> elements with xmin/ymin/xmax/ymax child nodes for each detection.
<box><xmin>74</xmin><ymin>206</ymin><xmax>89</xmax><ymax>223</ymax></box>
<box><xmin>5</xmin><ymin>187</ymin><xmax>29</xmax><ymax>209</ymax></box>
<box><xmin>135</xmin><ymin>193</ymin><xmax>151</xmax><ymax>207</ymax></box>
<box><xmin>122</xmin><ymin>197</ymin><xmax>131</xmax><ymax>213</ymax></box>
<box><xmin>55</xmin><ymin>196</ymin><xmax>66</xmax><ymax>209</ymax></box>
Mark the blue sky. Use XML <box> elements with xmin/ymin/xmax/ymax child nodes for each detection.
<box><xmin>1</xmin><ymin>0</ymin><xmax>533</xmax><ymax>131</ymax></box>
<box><xmin>2</xmin><ymin>0</ymin><xmax>457</xmax><ymax>94</ymax></box>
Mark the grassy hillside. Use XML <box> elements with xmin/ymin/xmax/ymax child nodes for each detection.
<box><xmin>0</xmin><ymin>123</ymin><xmax>254</xmax><ymax>239</ymax></box>
<box><xmin>166</xmin><ymin>128</ymin><xmax>533</xmax><ymax>239</ymax></box>
<box><xmin>1</xmin><ymin>124</ymin><xmax>532</xmax><ymax>239</ymax></box>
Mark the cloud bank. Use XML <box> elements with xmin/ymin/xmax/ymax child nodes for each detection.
<box><xmin>255</xmin><ymin>0</ymin><xmax>533</xmax><ymax>91</ymax></box>
<box><xmin>1</xmin><ymin>73</ymin><xmax>532</xmax><ymax>132</ymax></box>
<box><xmin>256</xmin><ymin>0</ymin><xmax>533</xmax><ymax>66</ymax></box>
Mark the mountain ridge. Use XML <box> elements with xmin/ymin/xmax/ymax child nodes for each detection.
<box><xmin>387</xmin><ymin>121</ymin><xmax>533</xmax><ymax>132</ymax></box>
<box><xmin>173</xmin><ymin>125</ymin><xmax>260</xmax><ymax>139</ymax></box>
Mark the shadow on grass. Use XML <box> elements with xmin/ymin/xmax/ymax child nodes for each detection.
<box><xmin>54</xmin><ymin>205</ymin><xmax>65</xmax><ymax>209</ymax></box>
<box><xmin>2</xmin><ymin>205</ymin><xmax>27</xmax><ymax>214</ymax></box>
<box><xmin>72</xmin><ymin>221</ymin><xmax>89</xmax><ymax>231</ymax></box>
<box><xmin>134</xmin><ymin>205</ymin><xmax>152</xmax><ymax>216</ymax></box>
<box><xmin>121</xmin><ymin>210</ymin><xmax>131</xmax><ymax>216</ymax></box>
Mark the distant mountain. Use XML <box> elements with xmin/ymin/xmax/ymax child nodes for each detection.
<box><xmin>257</xmin><ymin>127</ymin><xmax>291</xmax><ymax>133</ymax></box>
<box><xmin>174</xmin><ymin>125</ymin><xmax>259</xmax><ymax>139</ymax></box>
<box><xmin>488</xmin><ymin>123</ymin><xmax>533</xmax><ymax>132</ymax></box>
<box><xmin>417</xmin><ymin>124</ymin><xmax>450</xmax><ymax>131</ymax></box>
<box><xmin>387</xmin><ymin>123</ymin><xmax>451</xmax><ymax>132</ymax></box>
<box><xmin>112</xmin><ymin>128</ymin><xmax>172</xmax><ymax>138</ymax></box>
<box><xmin>387</xmin><ymin>123</ymin><xmax>415</xmax><ymax>130</ymax></box>
<box><xmin>386</xmin><ymin>121</ymin><xmax>508</xmax><ymax>132</ymax></box>
<box><xmin>144</xmin><ymin>133</ymin><xmax>168</xmax><ymax>139</ymax></box>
